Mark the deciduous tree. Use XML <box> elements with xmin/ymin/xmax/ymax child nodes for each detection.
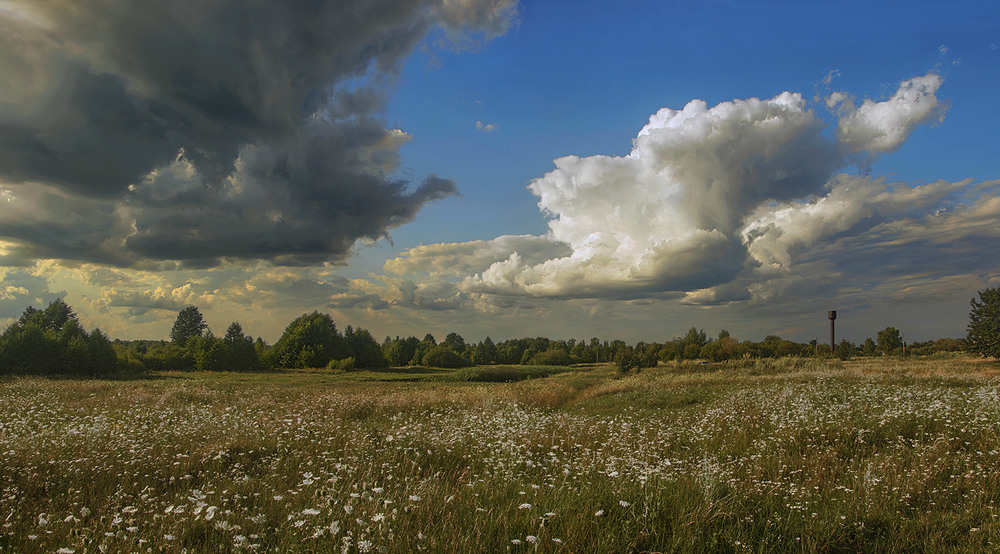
<box><xmin>876</xmin><ymin>327</ymin><xmax>902</xmax><ymax>356</ymax></box>
<box><xmin>170</xmin><ymin>306</ymin><xmax>208</xmax><ymax>346</ymax></box>
<box><xmin>267</xmin><ymin>311</ymin><xmax>350</xmax><ymax>369</ymax></box>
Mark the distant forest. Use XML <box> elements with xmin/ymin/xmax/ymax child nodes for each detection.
<box><xmin>0</xmin><ymin>299</ymin><xmax>973</xmax><ymax>377</ymax></box>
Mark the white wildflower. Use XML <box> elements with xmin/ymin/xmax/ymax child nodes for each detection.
<box><xmin>518</xmin><ymin>503</ymin><xmax>532</xmax><ymax>510</ymax></box>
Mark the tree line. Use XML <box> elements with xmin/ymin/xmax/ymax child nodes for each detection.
<box><xmin>0</xmin><ymin>288</ymin><xmax>998</xmax><ymax>376</ymax></box>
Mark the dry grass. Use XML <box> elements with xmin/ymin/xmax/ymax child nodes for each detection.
<box><xmin>2</xmin><ymin>357</ymin><xmax>999</xmax><ymax>552</ymax></box>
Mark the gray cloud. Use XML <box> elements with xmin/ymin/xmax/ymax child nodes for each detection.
<box><xmin>0</xmin><ymin>0</ymin><xmax>517</xmax><ymax>267</ymax></box>
<box><xmin>0</xmin><ymin>270</ymin><xmax>66</xmax><ymax>320</ymax></box>
<box><xmin>385</xmin><ymin>234</ymin><xmax>571</xmax><ymax>278</ymax></box>
<box><xmin>329</xmin><ymin>293</ymin><xmax>391</xmax><ymax>311</ymax></box>
<box><xmin>100</xmin><ymin>290</ymin><xmax>190</xmax><ymax>317</ymax></box>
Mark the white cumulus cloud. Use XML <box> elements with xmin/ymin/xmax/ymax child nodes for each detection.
<box><xmin>378</xmin><ymin>71</ymin><xmax>999</xmax><ymax>312</ymax></box>
<box><xmin>833</xmin><ymin>73</ymin><xmax>946</xmax><ymax>154</ymax></box>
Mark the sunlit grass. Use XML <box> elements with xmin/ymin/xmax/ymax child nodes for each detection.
<box><xmin>2</xmin><ymin>357</ymin><xmax>1000</xmax><ymax>552</ymax></box>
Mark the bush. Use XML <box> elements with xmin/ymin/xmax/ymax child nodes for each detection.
<box><xmin>326</xmin><ymin>357</ymin><xmax>355</xmax><ymax>371</ymax></box>
<box><xmin>529</xmin><ymin>349</ymin><xmax>572</xmax><ymax>366</ymax></box>
<box><xmin>615</xmin><ymin>346</ymin><xmax>658</xmax><ymax>374</ymax></box>
<box><xmin>118</xmin><ymin>357</ymin><xmax>146</xmax><ymax>373</ymax></box>
<box><xmin>421</xmin><ymin>346</ymin><xmax>471</xmax><ymax>368</ymax></box>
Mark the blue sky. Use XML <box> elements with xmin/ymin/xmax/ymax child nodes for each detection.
<box><xmin>0</xmin><ymin>0</ymin><xmax>998</xmax><ymax>345</ymax></box>
<box><xmin>380</xmin><ymin>0</ymin><xmax>999</xmax><ymax>251</ymax></box>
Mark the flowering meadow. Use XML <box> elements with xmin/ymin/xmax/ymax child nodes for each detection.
<box><xmin>2</xmin><ymin>357</ymin><xmax>1000</xmax><ymax>552</ymax></box>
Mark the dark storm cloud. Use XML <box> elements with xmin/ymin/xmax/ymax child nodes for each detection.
<box><xmin>122</xmin><ymin>122</ymin><xmax>457</xmax><ymax>267</ymax></box>
<box><xmin>0</xmin><ymin>0</ymin><xmax>516</xmax><ymax>266</ymax></box>
<box><xmin>0</xmin><ymin>183</ymin><xmax>131</xmax><ymax>266</ymax></box>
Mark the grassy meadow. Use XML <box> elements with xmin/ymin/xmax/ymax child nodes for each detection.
<box><xmin>3</xmin><ymin>357</ymin><xmax>1000</xmax><ymax>552</ymax></box>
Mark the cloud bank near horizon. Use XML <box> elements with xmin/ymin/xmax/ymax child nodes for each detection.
<box><xmin>380</xmin><ymin>73</ymin><xmax>1000</xmax><ymax>311</ymax></box>
<box><xmin>0</xmin><ymin>0</ymin><xmax>518</xmax><ymax>268</ymax></box>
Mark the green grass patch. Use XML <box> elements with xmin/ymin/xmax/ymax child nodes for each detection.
<box><xmin>439</xmin><ymin>364</ymin><xmax>576</xmax><ymax>382</ymax></box>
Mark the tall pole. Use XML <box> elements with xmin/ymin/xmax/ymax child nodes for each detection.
<box><xmin>828</xmin><ymin>311</ymin><xmax>837</xmax><ymax>355</ymax></box>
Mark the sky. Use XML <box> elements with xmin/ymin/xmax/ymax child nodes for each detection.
<box><xmin>0</xmin><ymin>0</ymin><xmax>998</xmax><ymax>345</ymax></box>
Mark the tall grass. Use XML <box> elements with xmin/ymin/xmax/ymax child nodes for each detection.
<box><xmin>2</xmin><ymin>358</ymin><xmax>999</xmax><ymax>552</ymax></box>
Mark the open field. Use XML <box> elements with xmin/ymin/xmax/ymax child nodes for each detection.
<box><xmin>3</xmin><ymin>357</ymin><xmax>1000</xmax><ymax>552</ymax></box>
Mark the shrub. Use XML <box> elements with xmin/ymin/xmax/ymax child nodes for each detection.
<box><xmin>326</xmin><ymin>357</ymin><xmax>355</xmax><ymax>371</ymax></box>
<box><xmin>421</xmin><ymin>346</ymin><xmax>471</xmax><ymax>368</ymax></box>
<box><xmin>529</xmin><ymin>349</ymin><xmax>572</xmax><ymax>366</ymax></box>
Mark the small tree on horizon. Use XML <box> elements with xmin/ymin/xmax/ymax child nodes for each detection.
<box><xmin>835</xmin><ymin>339</ymin><xmax>855</xmax><ymax>360</ymax></box>
<box><xmin>968</xmin><ymin>288</ymin><xmax>1000</xmax><ymax>359</ymax></box>
<box><xmin>218</xmin><ymin>321</ymin><xmax>261</xmax><ymax>371</ymax></box>
<box><xmin>170</xmin><ymin>306</ymin><xmax>208</xmax><ymax>346</ymax></box>
<box><xmin>267</xmin><ymin>311</ymin><xmax>351</xmax><ymax>369</ymax></box>
<box><xmin>876</xmin><ymin>327</ymin><xmax>903</xmax><ymax>356</ymax></box>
